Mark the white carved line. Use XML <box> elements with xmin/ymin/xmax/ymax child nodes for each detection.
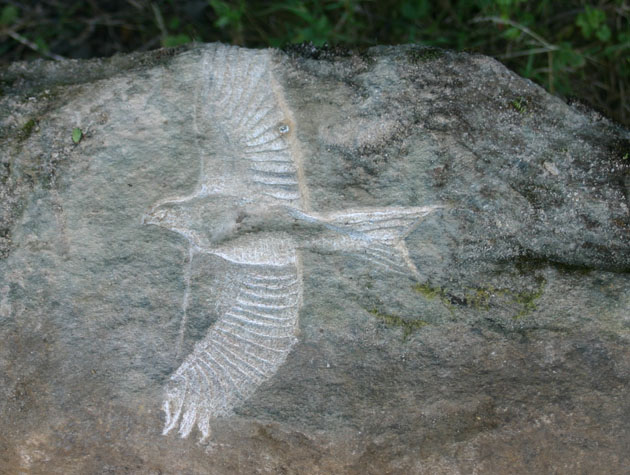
<box><xmin>249</xmin><ymin>163</ymin><xmax>296</xmax><ymax>173</ymax></box>
<box><xmin>209</xmin><ymin>336</ymin><xmax>274</xmax><ymax>373</ymax></box>
<box><xmin>176</xmin><ymin>244</ymin><xmax>195</xmax><ymax>358</ymax></box>
<box><xmin>209</xmin><ymin>336</ymin><xmax>276</xmax><ymax>370</ymax></box>
<box><xmin>252</xmin><ymin>175</ymin><xmax>299</xmax><ymax>186</ymax></box>
<box><xmin>242</xmin><ymin>281</ymin><xmax>299</xmax><ymax>292</ymax></box>
<box><xmin>224</xmin><ymin>312</ymin><xmax>292</xmax><ymax>329</ymax></box>
<box><xmin>231</xmin><ymin>307</ymin><xmax>295</xmax><ymax>322</ymax></box>
<box><xmin>245</xmin><ymin>149</ymin><xmax>290</xmax><ymax>158</ymax></box>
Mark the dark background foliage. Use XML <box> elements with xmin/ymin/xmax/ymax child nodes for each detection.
<box><xmin>1</xmin><ymin>0</ymin><xmax>629</xmax><ymax>125</ymax></box>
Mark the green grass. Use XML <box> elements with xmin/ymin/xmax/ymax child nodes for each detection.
<box><xmin>1</xmin><ymin>1</ymin><xmax>628</xmax><ymax>125</ymax></box>
<box><xmin>510</xmin><ymin>96</ymin><xmax>528</xmax><ymax>113</ymax></box>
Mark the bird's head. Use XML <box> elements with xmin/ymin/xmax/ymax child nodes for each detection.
<box><xmin>142</xmin><ymin>195</ymin><xmax>248</xmax><ymax>249</ymax></box>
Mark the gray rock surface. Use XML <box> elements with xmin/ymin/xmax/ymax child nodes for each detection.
<box><xmin>1</xmin><ymin>43</ymin><xmax>629</xmax><ymax>474</ymax></box>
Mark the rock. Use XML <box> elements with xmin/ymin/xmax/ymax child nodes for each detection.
<box><xmin>1</xmin><ymin>43</ymin><xmax>629</xmax><ymax>473</ymax></box>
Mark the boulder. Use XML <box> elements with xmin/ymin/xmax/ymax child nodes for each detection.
<box><xmin>1</xmin><ymin>43</ymin><xmax>629</xmax><ymax>474</ymax></box>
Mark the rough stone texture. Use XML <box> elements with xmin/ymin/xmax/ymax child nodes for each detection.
<box><xmin>1</xmin><ymin>43</ymin><xmax>629</xmax><ymax>474</ymax></box>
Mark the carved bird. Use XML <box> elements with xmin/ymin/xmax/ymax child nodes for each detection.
<box><xmin>143</xmin><ymin>44</ymin><xmax>441</xmax><ymax>442</ymax></box>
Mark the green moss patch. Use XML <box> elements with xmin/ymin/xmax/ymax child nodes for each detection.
<box><xmin>414</xmin><ymin>276</ymin><xmax>547</xmax><ymax>320</ymax></box>
<box><xmin>462</xmin><ymin>277</ymin><xmax>547</xmax><ymax>319</ymax></box>
<box><xmin>19</xmin><ymin>119</ymin><xmax>38</xmax><ymax>141</ymax></box>
<box><xmin>413</xmin><ymin>282</ymin><xmax>444</xmax><ymax>300</ymax></box>
<box><xmin>369</xmin><ymin>308</ymin><xmax>429</xmax><ymax>340</ymax></box>
<box><xmin>511</xmin><ymin>277</ymin><xmax>546</xmax><ymax>319</ymax></box>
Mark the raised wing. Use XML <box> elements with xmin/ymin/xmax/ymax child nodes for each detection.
<box><xmin>195</xmin><ymin>45</ymin><xmax>308</xmax><ymax>210</ymax></box>
<box><xmin>162</xmin><ymin>257</ymin><xmax>302</xmax><ymax>441</ymax></box>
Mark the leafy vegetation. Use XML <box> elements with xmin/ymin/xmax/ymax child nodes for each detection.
<box><xmin>0</xmin><ymin>1</ymin><xmax>628</xmax><ymax>125</ymax></box>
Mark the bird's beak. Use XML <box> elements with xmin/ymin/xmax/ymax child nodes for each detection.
<box><xmin>141</xmin><ymin>207</ymin><xmax>161</xmax><ymax>226</ymax></box>
<box><xmin>141</xmin><ymin>211</ymin><xmax>152</xmax><ymax>226</ymax></box>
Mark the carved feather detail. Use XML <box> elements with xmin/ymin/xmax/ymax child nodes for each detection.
<box><xmin>143</xmin><ymin>44</ymin><xmax>442</xmax><ymax>442</ymax></box>
<box><xmin>162</xmin><ymin>261</ymin><xmax>301</xmax><ymax>441</ymax></box>
<box><xmin>153</xmin><ymin>44</ymin><xmax>306</xmax><ymax>441</ymax></box>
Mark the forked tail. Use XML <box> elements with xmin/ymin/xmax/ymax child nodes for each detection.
<box><xmin>317</xmin><ymin>205</ymin><xmax>444</xmax><ymax>278</ymax></box>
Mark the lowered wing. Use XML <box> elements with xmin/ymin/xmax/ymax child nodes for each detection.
<box><xmin>162</xmin><ymin>256</ymin><xmax>302</xmax><ymax>441</ymax></box>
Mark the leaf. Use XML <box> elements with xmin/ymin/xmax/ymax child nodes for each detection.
<box><xmin>0</xmin><ymin>5</ymin><xmax>18</xmax><ymax>26</ymax></box>
<box><xmin>401</xmin><ymin>0</ymin><xmax>430</xmax><ymax>20</ymax></box>
<box><xmin>72</xmin><ymin>127</ymin><xmax>82</xmax><ymax>144</ymax></box>
<box><xmin>35</xmin><ymin>36</ymin><xmax>48</xmax><ymax>53</ymax></box>
<box><xmin>162</xmin><ymin>34</ymin><xmax>191</xmax><ymax>47</ymax></box>
<box><xmin>576</xmin><ymin>6</ymin><xmax>607</xmax><ymax>40</ymax></box>
<box><xmin>596</xmin><ymin>25</ymin><xmax>611</xmax><ymax>43</ymax></box>
<box><xmin>209</xmin><ymin>0</ymin><xmax>245</xmax><ymax>28</ymax></box>
<box><xmin>503</xmin><ymin>27</ymin><xmax>521</xmax><ymax>40</ymax></box>
<box><xmin>168</xmin><ymin>17</ymin><xmax>180</xmax><ymax>30</ymax></box>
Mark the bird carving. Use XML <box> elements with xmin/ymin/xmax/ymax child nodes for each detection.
<box><xmin>142</xmin><ymin>44</ymin><xmax>441</xmax><ymax>441</ymax></box>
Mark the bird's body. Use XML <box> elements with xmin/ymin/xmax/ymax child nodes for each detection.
<box><xmin>143</xmin><ymin>44</ymin><xmax>442</xmax><ymax>442</ymax></box>
<box><xmin>145</xmin><ymin>193</ymin><xmax>439</xmax><ymax>268</ymax></box>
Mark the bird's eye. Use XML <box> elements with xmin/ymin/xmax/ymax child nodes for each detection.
<box><xmin>278</xmin><ymin>124</ymin><xmax>289</xmax><ymax>134</ymax></box>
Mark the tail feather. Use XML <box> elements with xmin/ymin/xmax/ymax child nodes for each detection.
<box><xmin>363</xmin><ymin>242</ymin><xmax>420</xmax><ymax>279</ymax></box>
<box><xmin>323</xmin><ymin>206</ymin><xmax>441</xmax><ymax>239</ymax></box>
<box><xmin>320</xmin><ymin>206</ymin><xmax>442</xmax><ymax>278</ymax></box>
